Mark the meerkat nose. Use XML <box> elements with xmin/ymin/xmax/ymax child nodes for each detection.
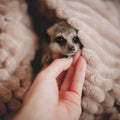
<box><xmin>68</xmin><ymin>46</ymin><xmax>75</xmax><ymax>52</ymax></box>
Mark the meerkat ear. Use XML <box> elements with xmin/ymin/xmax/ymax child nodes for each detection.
<box><xmin>47</xmin><ymin>26</ymin><xmax>54</xmax><ymax>37</ymax></box>
<box><xmin>47</xmin><ymin>23</ymin><xmax>58</xmax><ymax>37</ymax></box>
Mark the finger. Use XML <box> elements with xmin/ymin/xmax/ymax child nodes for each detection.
<box><xmin>57</xmin><ymin>71</ymin><xmax>66</xmax><ymax>89</ymax></box>
<box><xmin>73</xmin><ymin>49</ymin><xmax>82</xmax><ymax>65</ymax></box>
<box><xmin>41</xmin><ymin>64</ymin><xmax>49</xmax><ymax>70</ymax></box>
<box><xmin>70</xmin><ymin>56</ymin><xmax>86</xmax><ymax>98</ymax></box>
<box><xmin>60</xmin><ymin>50</ymin><xmax>81</xmax><ymax>91</ymax></box>
<box><xmin>45</xmin><ymin>58</ymin><xmax>73</xmax><ymax>79</ymax></box>
<box><xmin>60</xmin><ymin>65</ymin><xmax>75</xmax><ymax>91</ymax></box>
<box><xmin>52</xmin><ymin>53</ymin><xmax>61</xmax><ymax>59</ymax></box>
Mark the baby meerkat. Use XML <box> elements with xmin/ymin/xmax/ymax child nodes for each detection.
<box><xmin>42</xmin><ymin>21</ymin><xmax>83</xmax><ymax>64</ymax></box>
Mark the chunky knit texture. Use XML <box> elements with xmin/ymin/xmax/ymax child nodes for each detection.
<box><xmin>0</xmin><ymin>0</ymin><xmax>38</xmax><ymax>118</ymax></box>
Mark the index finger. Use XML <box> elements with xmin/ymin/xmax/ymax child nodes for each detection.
<box><xmin>44</xmin><ymin>58</ymin><xmax>73</xmax><ymax>79</ymax></box>
<box><xmin>70</xmin><ymin>56</ymin><xmax>86</xmax><ymax>97</ymax></box>
<box><xmin>60</xmin><ymin>49</ymin><xmax>81</xmax><ymax>91</ymax></box>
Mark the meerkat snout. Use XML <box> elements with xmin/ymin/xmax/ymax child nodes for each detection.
<box><xmin>68</xmin><ymin>45</ymin><xmax>75</xmax><ymax>53</ymax></box>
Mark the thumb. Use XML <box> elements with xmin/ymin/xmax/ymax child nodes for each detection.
<box><xmin>45</xmin><ymin>58</ymin><xmax>73</xmax><ymax>78</ymax></box>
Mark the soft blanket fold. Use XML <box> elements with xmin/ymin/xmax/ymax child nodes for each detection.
<box><xmin>0</xmin><ymin>0</ymin><xmax>38</xmax><ymax>118</ymax></box>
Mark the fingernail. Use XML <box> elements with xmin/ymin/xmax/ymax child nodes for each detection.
<box><xmin>61</xmin><ymin>54</ymin><xmax>72</xmax><ymax>59</ymax></box>
<box><xmin>67</xmin><ymin>56</ymin><xmax>72</xmax><ymax>59</ymax></box>
<box><xmin>62</xmin><ymin>55</ymin><xmax>72</xmax><ymax>59</ymax></box>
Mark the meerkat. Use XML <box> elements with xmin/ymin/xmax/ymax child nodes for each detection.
<box><xmin>42</xmin><ymin>21</ymin><xmax>83</xmax><ymax>64</ymax></box>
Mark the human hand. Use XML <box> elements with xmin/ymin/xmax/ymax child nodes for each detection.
<box><xmin>13</xmin><ymin>50</ymin><xmax>86</xmax><ymax>120</ymax></box>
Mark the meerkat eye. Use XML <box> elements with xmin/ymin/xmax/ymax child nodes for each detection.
<box><xmin>55</xmin><ymin>36</ymin><xmax>67</xmax><ymax>46</ymax></box>
<box><xmin>72</xmin><ymin>36</ymin><xmax>79</xmax><ymax>44</ymax></box>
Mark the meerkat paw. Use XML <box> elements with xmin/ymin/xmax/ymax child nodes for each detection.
<box><xmin>42</xmin><ymin>53</ymin><xmax>52</xmax><ymax>65</ymax></box>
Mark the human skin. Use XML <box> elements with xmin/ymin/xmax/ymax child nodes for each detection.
<box><xmin>13</xmin><ymin>50</ymin><xmax>86</xmax><ymax>120</ymax></box>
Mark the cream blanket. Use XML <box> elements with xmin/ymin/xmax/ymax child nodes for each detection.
<box><xmin>0</xmin><ymin>0</ymin><xmax>38</xmax><ymax>118</ymax></box>
<box><xmin>0</xmin><ymin>0</ymin><xmax>120</xmax><ymax>120</ymax></box>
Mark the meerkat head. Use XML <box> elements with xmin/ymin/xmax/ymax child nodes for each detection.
<box><xmin>47</xmin><ymin>21</ymin><xmax>82</xmax><ymax>56</ymax></box>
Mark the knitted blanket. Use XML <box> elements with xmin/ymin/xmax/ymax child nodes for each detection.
<box><xmin>0</xmin><ymin>0</ymin><xmax>38</xmax><ymax>119</ymax></box>
<box><xmin>38</xmin><ymin>0</ymin><xmax>120</xmax><ymax>120</ymax></box>
<box><xmin>0</xmin><ymin>0</ymin><xmax>120</xmax><ymax>120</ymax></box>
